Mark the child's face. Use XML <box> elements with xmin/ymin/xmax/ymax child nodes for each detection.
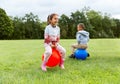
<box><xmin>77</xmin><ymin>25</ymin><xmax>83</xmax><ymax>31</ymax></box>
<box><xmin>50</xmin><ymin>15</ymin><xmax>59</xmax><ymax>26</ymax></box>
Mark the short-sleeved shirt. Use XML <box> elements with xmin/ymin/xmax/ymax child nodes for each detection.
<box><xmin>44</xmin><ymin>24</ymin><xmax>60</xmax><ymax>44</ymax></box>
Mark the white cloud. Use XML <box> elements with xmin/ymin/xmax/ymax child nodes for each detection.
<box><xmin>0</xmin><ymin>0</ymin><xmax>120</xmax><ymax>21</ymax></box>
<box><xmin>112</xmin><ymin>14</ymin><xmax>120</xmax><ymax>19</ymax></box>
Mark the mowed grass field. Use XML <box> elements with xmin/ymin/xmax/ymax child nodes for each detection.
<box><xmin>0</xmin><ymin>39</ymin><xmax>120</xmax><ymax>84</ymax></box>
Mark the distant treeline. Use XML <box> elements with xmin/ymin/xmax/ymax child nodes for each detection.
<box><xmin>0</xmin><ymin>7</ymin><xmax>120</xmax><ymax>39</ymax></box>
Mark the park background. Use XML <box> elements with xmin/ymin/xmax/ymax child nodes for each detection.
<box><xmin>0</xmin><ymin>0</ymin><xmax>120</xmax><ymax>39</ymax></box>
<box><xmin>0</xmin><ymin>0</ymin><xmax>120</xmax><ymax>84</ymax></box>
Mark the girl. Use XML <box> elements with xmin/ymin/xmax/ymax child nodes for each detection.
<box><xmin>41</xmin><ymin>13</ymin><xmax>66</xmax><ymax>71</ymax></box>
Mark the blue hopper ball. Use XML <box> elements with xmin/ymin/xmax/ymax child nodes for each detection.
<box><xmin>74</xmin><ymin>49</ymin><xmax>88</xmax><ymax>60</ymax></box>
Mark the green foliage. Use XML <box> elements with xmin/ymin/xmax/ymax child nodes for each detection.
<box><xmin>59</xmin><ymin>10</ymin><xmax>93</xmax><ymax>39</ymax></box>
<box><xmin>59</xmin><ymin>9</ymin><xmax>120</xmax><ymax>39</ymax></box>
<box><xmin>0</xmin><ymin>8</ymin><xmax>13</xmax><ymax>39</ymax></box>
<box><xmin>11</xmin><ymin>12</ymin><xmax>46</xmax><ymax>39</ymax></box>
<box><xmin>86</xmin><ymin>10</ymin><xmax>103</xmax><ymax>38</ymax></box>
<box><xmin>0</xmin><ymin>7</ymin><xmax>120</xmax><ymax>39</ymax></box>
<box><xmin>112</xmin><ymin>19</ymin><xmax>120</xmax><ymax>38</ymax></box>
<box><xmin>59</xmin><ymin>14</ymin><xmax>72</xmax><ymax>39</ymax></box>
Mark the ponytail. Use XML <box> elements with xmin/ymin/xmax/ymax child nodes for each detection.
<box><xmin>47</xmin><ymin>15</ymin><xmax>51</xmax><ymax>25</ymax></box>
<box><xmin>47</xmin><ymin>13</ymin><xmax>58</xmax><ymax>25</ymax></box>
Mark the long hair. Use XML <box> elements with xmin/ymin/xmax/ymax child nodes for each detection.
<box><xmin>47</xmin><ymin>15</ymin><xmax>51</xmax><ymax>25</ymax></box>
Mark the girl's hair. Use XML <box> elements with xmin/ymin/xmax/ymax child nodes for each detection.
<box><xmin>47</xmin><ymin>13</ymin><xmax>58</xmax><ymax>25</ymax></box>
<box><xmin>78</xmin><ymin>23</ymin><xmax>85</xmax><ymax>29</ymax></box>
<box><xmin>47</xmin><ymin>15</ymin><xmax>51</xmax><ymax>25</ymax></box>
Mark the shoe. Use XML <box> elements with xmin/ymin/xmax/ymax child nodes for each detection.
<box><xmin>41</xmin><ymin>61</ymin><xmax>47</xmax><ymax>71</ymax></box>
<box><xmin>69</xmin><ymin>54</ymin><xmax>75</xmax><ymax>58</ymax></box>
<box><xmin>87</xmin><ymin>53</ymin><xmax>90</xmax><ymax>57</ymax></box>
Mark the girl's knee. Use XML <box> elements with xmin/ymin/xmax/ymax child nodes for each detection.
<box><xmin>71</xmin><ymin>44</ymin><xmax>77</xmax><ymax>48</ymax></box>
<box><xmin>71</xmin><ymin>44</ymin><xmax>74</xmax><ymax>47</ymax></box>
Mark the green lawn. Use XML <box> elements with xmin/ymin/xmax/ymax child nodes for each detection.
<box><xmin>0</xmin><ymin>39</ymin><xmax>120</xmax><ymax>84</ymax></box>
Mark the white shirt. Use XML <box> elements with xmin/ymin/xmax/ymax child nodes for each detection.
<box><xmin>44</xmin><ymin>24</ymin><xmax>60</xmax><ymax>42</ymax></box>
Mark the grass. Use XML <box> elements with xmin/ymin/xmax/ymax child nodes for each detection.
<box><xmin>0</xmin><ymin>39</ymin><xmax>120</xmax><ymax>84</ymax></box>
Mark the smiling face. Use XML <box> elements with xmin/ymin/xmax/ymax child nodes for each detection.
<box><xmin>50</xmin><ymin>14</ymin><xmax>59</xmax><ymax>26</ymax></box>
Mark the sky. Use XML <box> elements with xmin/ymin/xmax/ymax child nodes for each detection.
<box><xmin>0</xmin><ymin>0</ymin><xmax>120</xmax><ymax>21</ymax></box>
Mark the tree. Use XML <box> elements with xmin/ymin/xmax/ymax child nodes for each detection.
<box><xmin>86</xmin><ymin>10</ymin><xmax>104</xmax><ymax>38</ymax></box>
<box><xmin>113</xmin><ymin>19</ymin><xmax>120</xmax><ymax>38</ymax></box>
<box><xmin>0</xmin><ymin>8</ymin><xmax>13</xmax><ymax>39</ymax></box>
<box><xmin>12</xmin><ymin>12</ymin><xmax>45</xmax><ymax>39</ymax></box>
<box><xmin>22</xmin><ymin>12</ymin><xmax>44</xmax><ymax>39</ymax></box>
<box><xmin>70</xmin><ymin>10</ymin><xmax>93</xmax><ymax>38</ymax></box>
<box><xmin>2</xmin><ymin>8</ymin><xmax>119</xmax><ymax>39</ymax></box>
<box><xmin>11</xmin><ymin>16</ymin><xmax>25</xmax><ymax>39</ymax></box>
<box><xmin>59</xmin><ymin>10</ymin><xmax>93</xmax><ymax>39</ymax></box>
<box><xmin>59</xmin><ymin>14</ymin><xmax>71</xmax><ymax>39</ymax></box>
<box><xmin>102</xmin><ymin>14</ymin><xmax>116</xmax><ymax>38</ymax></box>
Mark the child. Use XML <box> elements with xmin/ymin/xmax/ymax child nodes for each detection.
<box><xmin>41</xmin><ymin>13</ymin><xmax>66</xmax><ymax>71</ymax></box>
<box><xmin>69</xmin><ymin>23</ymin><xmax>90</xmax><ymax>58</ymax></box>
